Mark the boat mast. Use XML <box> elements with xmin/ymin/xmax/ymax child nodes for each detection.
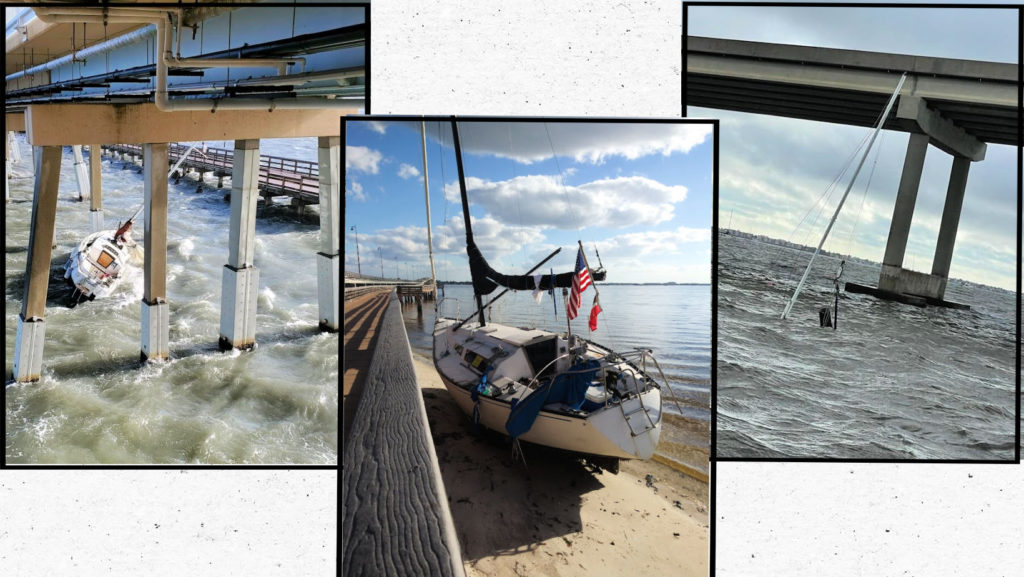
<box><xmin>450</xmin><ymin>119</ymin><xmax>487</xmax><ymax>327</ymax></box>
<box><xmin>781</xmin><ymin>72</ymin><xmax>907</xmax><ymax>320</ymax></box>
<box><xmin>421</xmin><ymin>121</ymin><xmax>437</xmax><ymax>296</ymax></box>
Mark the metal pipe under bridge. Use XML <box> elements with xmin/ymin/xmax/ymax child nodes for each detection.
<box><xmin>102</xmin><ymin>143</ymin><xmax>320</xmax><ymax>207</ymax></box>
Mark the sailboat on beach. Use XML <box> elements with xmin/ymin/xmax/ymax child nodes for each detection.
<box><xmin>431</xmin><ymin>120</ymin><xmax>670</xmax><ymax>470</ymax></box>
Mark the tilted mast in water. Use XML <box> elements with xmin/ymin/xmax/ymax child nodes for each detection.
<box><xmin>781</xmin><ymin>72</ymin><xmax>907</xmax><ymax>320</ymax></box>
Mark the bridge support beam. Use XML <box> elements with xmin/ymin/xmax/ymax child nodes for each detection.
<box><xmin>12</xmin><ymin>146</ymin><xmax>62</xmax><ymax>382</ymax></box>
<box><xmin>317</xmin><ymin>136</ymin><xmax>340</xmax><ymax>332</ymax></box>
<box><xmin>880</xmin><ymin>132</ymin><xmax>929</xmax><ymax>275</ymax></box>
<box><xmin>89</xmin><ymin>144</ymin><xmax>103</xmax><ymax>231</ymax></box>
<box><xmin>141</xmin><ymin>143</ymin><xmax>170</xmax><ymax>362</ymax></box>
<box><xmin>219</xmin><ymin>139</ymin><xmax>261</xmax><ymax>351</ymax></box>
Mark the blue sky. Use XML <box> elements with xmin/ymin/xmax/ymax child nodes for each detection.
<box><xmin>687</xmin><ymin>4</ymin><xmax>1018</xmax><ymax>291</ymax></box>
<box><xmin>344</xmin><ymin>119</ymin><xmax>714</xmax><ymax>283</ymax></box>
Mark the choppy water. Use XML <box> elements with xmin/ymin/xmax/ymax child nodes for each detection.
<box><xmin>5</xmin><ymin>136</ymin><xmax>337</xmax><ymax>464</ymax></box>
<box><xmin>717</xmin><ymin>231</ymin><xmax>1017</xmax><ymax>459</ymax></box>
<box><xmin>402</xmin><ymin>283</ymin><xmax>710</xmax><ymax>473</ymax></box>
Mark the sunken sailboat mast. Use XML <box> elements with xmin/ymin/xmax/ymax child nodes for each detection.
<box><xmin>780</xmin><ymin>72</ymin><xmax>908</xmax><ymax>320</ymax></box>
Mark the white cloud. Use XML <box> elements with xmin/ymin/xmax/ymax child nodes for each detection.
<box><xmin>398</xmin><ymin>163</ymin><xmax>421</xmax><ymax>179</ymax></box>
<box><xmin>442</xmin><ymin>174</ymin><xmax>689</xmax><ymax>229</ymax></box>
<box><xmin>456</xmin><ymin>122</ymin><xmax>714</xmax><ymax>165</ymax></box>
<box><xmin>367</xmin><ymin>121</ymin><xmax>388</xmax><ymax>135</ymax></box>
<box><xmin>345</xmin><ymin>145</ymin><xmax>382</xmax><ymax>174</ymax></box>
<box><xmin>346</xmin><ymin>180</ymin><xmax>366</xmax><ymax>202</ymax></box>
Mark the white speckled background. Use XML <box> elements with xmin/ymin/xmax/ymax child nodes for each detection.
<box><xmin>0</xmin><ymin>470</ymin><xmax>336</xmax><ymax>575</ymax></box>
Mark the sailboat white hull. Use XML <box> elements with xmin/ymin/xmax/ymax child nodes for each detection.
<box><xmin>63</xmin><ymin>229</ymin><xmax>142</xmax><ymax>299</ymax></box>
<box><xmin>439</xmin><ymin>374</ymin><xmax>661</xmax><ymax>459</ymax></box>
<box><xmin>433</xmin><ymin>318</ymin><xmax>663</xmax><ymax>460</ymax></box>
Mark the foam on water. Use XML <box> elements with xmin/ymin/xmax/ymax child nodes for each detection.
<box><xmin>4</xmin><ymin>138</ymin><xmax>337</xmax><ymax>464</ymax></box>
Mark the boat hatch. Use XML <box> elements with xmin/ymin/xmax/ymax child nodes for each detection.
<box><xmin>96</xmin><ymin>250</ymin><xmax>115</xmax><ymax>269</ymax></box>
<box><xmin>463</xmin><ymin>349</ymin><xmax>490</xmax><ymax>374</ymax></box>
<box><xmin>524</xmin><ymin>336</ymin><xmax>559</xmax><ymax>379</ymax></box>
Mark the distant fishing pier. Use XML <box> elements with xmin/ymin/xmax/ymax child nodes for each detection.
<box><xmin>5</xmin><ymin>4</ymin><xmax>366</xmax><ymax>382</ymax></box>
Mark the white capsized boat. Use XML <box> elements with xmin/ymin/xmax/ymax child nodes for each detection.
<box><xmin>64</xmin><ymin>207</ymin><xmax>143</xmax><ymax>302</ymax></box>
<box><xmin>431</xmin><ymin>120</ymin><xmax>668</xmax><ymax>468</ymax></box>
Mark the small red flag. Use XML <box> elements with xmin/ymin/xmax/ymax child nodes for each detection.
<box><xmin>588</xmin><ymin>296</ymin><xmax>602</xmax><ymax>331</ymax></box>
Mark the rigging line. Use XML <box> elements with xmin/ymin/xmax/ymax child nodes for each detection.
<box><xmin>767</xmin><ymin>130</ymin><xmax>872</xmax><ymax>276</ymax></box>
<box><xmin>846</xmin><ymin>129</ymin><xmax>887</xmax><ymax>261</ymax></box>
<box><xmin>438</xmin><ymin>122</ymin><xmax>451</xmax><ymax>281</ymax></box>
<box><xmin>543</xmin><ymin>123</ymin><xmax>582</xmax><ymax>239</ymax></box>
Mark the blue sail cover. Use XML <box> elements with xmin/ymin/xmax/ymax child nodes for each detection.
<box><xmin>505</xmin><ymin>359</ymin><xmax>601</xmax><ymax>439</ymax></box>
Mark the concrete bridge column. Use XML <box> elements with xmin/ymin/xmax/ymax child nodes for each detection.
<box><xmin>89</xmin><ymin>144</ymin><xmax>104</xmax><ymax>231</ymax></box>
<box><xmin>141</xmin><ymin>143</ymin><xmax>170</xmax><ymax>362</ymax></box>
<box><xmin>72</xmin><ymin>145</ymin><xmax>90</xmax><ymax>201</ymax></box>
<box><xmin>5</xmin><ymin>132</ymin><xmax>10</xmax><ymax>204</ymax></box>
<box><xmin>12</xmin><ymin>146</ymin><xmax>62</xmax><ymax>382</ymax></box>
<box><xmin>878</xmin><ymin>132</ymin><xmax>929</xmax><ymax>294</ymax></box>
<box><xmin>930</xmin><ymin>156</ymin><xmax>971</xmax><ymax>282</ymax></box>
<box><xmin>9</xmin><ymin>131</ymin><xmax>21</xmax><ymax>163</ymax></box>
<box><xmin>219</xmin><ymin>139</ymin><xmax>261</xmax><ymax>350</ymax></box>
<box><xmin>317</xmin><ymin>136</ymin><xmax>340</xmax><ymax>332</ymax></box>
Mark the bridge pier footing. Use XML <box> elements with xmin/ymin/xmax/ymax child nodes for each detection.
<box><xmin>12</xmin><ymin>145</ymin><xmax>61</xmax><ymax>382</ymax></box>
<box><xmin>219</xmin><ymin>139</ymin><xmax>261</xmax><ymax>350</ymax></box>
<box><xmin>317</xmin><ymin>136</ymin><xmax>340</xmax><ymax>332</ymax></box>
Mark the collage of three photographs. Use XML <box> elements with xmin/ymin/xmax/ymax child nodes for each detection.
<box><xmin>0</xmin><ymin>1</ymin><xmax>1018</xmax><ymax>576</ymax></box>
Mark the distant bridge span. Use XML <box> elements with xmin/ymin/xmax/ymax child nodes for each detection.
<box><xmin>686</xmin><ymin>36</ymin><xmax>1018</xmax><ymax>148</ymax></box>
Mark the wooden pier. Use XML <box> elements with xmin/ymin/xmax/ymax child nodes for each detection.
<box><xmin>342</xmin><ymin>288</ymin><xmax>465</xmax><ymax>576</ymax></box>
<box><xmin>102</xmin><ymin>143</ymin><xmax>320</xmax><ymax>206</ymax></box>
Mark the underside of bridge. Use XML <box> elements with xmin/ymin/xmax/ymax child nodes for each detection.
<box><xmin>6</xmin><ymin>2</ymin><xmax>360</xmax><ymax>382</ymax></box>
<box><xmin>687</xmin><ymin>36</ymin><xmax>1019</xmax><ymax>307</ymax></box>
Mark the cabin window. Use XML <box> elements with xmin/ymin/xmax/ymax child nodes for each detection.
<box><xmin>96</xmin><ymin>251</ymin><xmax>115</xmax><ymax>268</ymax></box>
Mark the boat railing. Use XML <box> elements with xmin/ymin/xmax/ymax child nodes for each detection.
<box><xmin>633</xmin><ymin>348</ymin><xmax>686</xmax><ymax>418</ymax></box>
<box><xmin>435</xmin><ymin>297</ymin><xmax>461</xmax><ymax>323</ymax></box>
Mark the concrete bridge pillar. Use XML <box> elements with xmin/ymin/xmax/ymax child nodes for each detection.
<box><xmin>8</xmin><ymin>131</ymin><xmax>21</xmax><ymax>163</ymax></box>
<box><xmin>89</xmin><ymin>144</ymin><xmax>104</xmax><ymax>231</ymax></box>
<box><xmin>872</xmin><ymin>96</ymin><xmax>986</xmax><ymax>304</ymax></box>
<box><xmin>219</xmin><ymin>139</ymin><xmax>261</xmax><ymax>351</ymax></box>
<box><xmin>141</xmin><ymin>143</ymin><xmax>170</xmax><ymax>361</ymax></box>
<box><xmin>931</xmin><ymin>156</ymin><xmax>971</xmax><ymax>283</ymax></box>
<box><xmin>12</xmin><ymin>146</ymin><xmax>62</xmax><ymax>382</ymax></box>
<box><xmin>72</xmin><ymin>145</ymin><xmax>90</xmax><ymax>201</ymax></box>
<box><xmin>316</xmin><ymin>136</ymin><xmax>340</xmax><ymax>332</ymax></box>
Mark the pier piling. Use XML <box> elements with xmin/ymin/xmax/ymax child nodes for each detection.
<box><xmin>141</xmin><ymin>143</ymin><xmax>170</xmax><ymax>361</ymax></box>
<box><xmin>72</xmin><ymin>144</ymin><xmax>90</xmax><ymax>201</ymax></box>
<box><xmin>316</xmin><ymin>136</ymin><xmax>340</xmax><ymax>332</ymax></box>
<box><xmin>13</xmin><ymin>146</ymin><xmax>62</xmax><ymax>382</ymax></box>
<box><xmin>219</xmin><ymin>139</ymin><xmax>261</xmax><ymax>351</ymax></box>
<box><xmin>89</xmin><ymin>144</ymin><xmax>104</xmax><ymax>231</ymax></box>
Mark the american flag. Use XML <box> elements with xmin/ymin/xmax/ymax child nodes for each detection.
<box><xmin>567</xmin><ymin>247</ymin><xmax>591</xmax><ymax>320</ymax></box>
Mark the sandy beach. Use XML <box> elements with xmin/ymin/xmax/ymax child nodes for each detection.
<box><xmin>412</xmin><ymin>353</ymin><xmax>709</xmax><ymax>577</ymax></box>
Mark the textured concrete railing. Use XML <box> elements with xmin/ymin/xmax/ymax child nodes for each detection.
<box><xmin>342</xmin><ymin>290</ymin><xmax>464</xmax><ymax>577</ymax></box>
